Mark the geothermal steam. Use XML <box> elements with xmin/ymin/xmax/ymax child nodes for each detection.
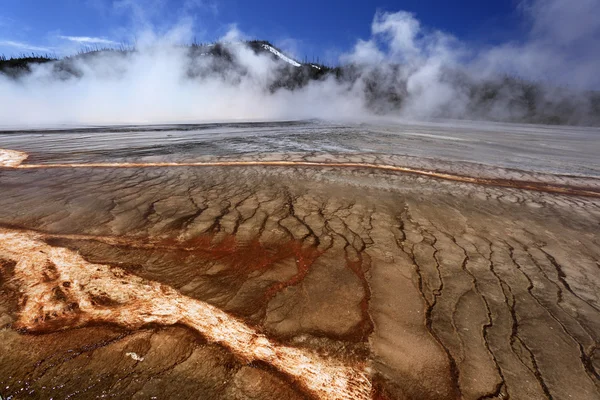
<box><xmin>0</xmin><ymin>0</ymin><xmax>598</xmax><ymax>125</ymax></box>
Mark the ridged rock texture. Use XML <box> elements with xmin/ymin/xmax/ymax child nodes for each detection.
<box><xmin>0</xmin><ymin>149</ymin><xmax>599</xmax><ymax>400</ymax></box>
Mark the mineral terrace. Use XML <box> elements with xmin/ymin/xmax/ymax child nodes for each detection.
<box><xmin>0</xmin><ymin>128</ymin><xmax>599</xmax><ymax>400</ymax></box>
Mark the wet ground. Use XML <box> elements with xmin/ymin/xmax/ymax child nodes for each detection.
<box><xmin>0</xmin><ymin>120</ymin><xmax>599</xmax><ymax>400</ymax></box>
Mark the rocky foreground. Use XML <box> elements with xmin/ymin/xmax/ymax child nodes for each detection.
<box><xmin>0</xmin><ymin>149</ymin><xmax>599</xmax><ymax>400</ymax></box>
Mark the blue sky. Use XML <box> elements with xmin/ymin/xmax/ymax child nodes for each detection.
<box><xmin>0</xmin><ymin>0</ymin><xmax>522</xmax><ymax>63</ymax></box>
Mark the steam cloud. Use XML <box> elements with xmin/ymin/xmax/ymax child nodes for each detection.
<box><xmin>0</xmin><ymin>0</ymin><xmax>598</xmax><ymax>126</ymax></box>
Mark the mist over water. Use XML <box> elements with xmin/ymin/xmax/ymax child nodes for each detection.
<box><xmin>0</xmin><ymin>0</ymin><xmax>599</xmax><ymax>126</ymax></box>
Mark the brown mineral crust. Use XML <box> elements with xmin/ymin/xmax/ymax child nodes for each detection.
<box><xmin>41</xmin><ymin>233</ymin><xmax>338</xmax><ymax>328</ymax></box>
<box><xmin>0</xmin><ymin>258</ymin><xmax>19</xmax><ymax>328</ymax></box>
<box><xmin>0</xmin><ymin>149</ymin><xmax>599</xmax><ymax>400</ymax></box>
<box><xmin>0</xmin><ymin>227</ymin><xmax>373</xmax><ymax>400</ymax></box>
<box><xmin>344</xmin><ymin>250</ymin><xmax>374</xmax><ymax>341</ymax></box>
<box><xmin>3</xmin><ymin>147</ymin><xmax>600</xmax><ymax>198</ymax></box>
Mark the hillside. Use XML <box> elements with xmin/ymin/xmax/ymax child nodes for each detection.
<box><xmin>1</xmin><ymin>41</ymin><xmax>599</xmax><ymax>126</ymax></box>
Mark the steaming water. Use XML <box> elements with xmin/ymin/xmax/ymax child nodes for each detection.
<box><xmin>1</xmin><ymin>119</ymin><xmax>599</xmax><ymax>177</ymax></box>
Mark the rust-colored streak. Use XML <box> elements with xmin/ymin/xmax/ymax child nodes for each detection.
<box><xmin>264</xmin><ymin>243</ymin><xmax>323</xmax><ymax>301</ymax></box>
<box><xmin>1</xmin><ymin>148</ymin><xmax>598</xmax><ymax>198</ymax></box>
<box><xmin>44</xmin><ymin>232</ymin><xmax>336</xmax><ymax>334</ymax></box>
<box><xmin>0</xmin><ymin>227</ymin><xmax>372</xmax><ymax>400</ymax></box>
<box><xmin>162</xmin><ymin>235</ymin><xmax>294</xmax><ymax>275</ymax></box>
<box><xmin>45</xmin><ymin>232</ymin><xmax>324</xmax><ymax>306</ymax></box>
<box><xmin>344</xmin><ymin>253</ymin><xmax>374</xmax><ymax>341</ymax></box>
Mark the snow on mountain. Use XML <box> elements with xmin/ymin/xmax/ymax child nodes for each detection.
<box><xmin>261</xmin><ymin>44</ymin><xmax>301</xmax><ymax>67</ymax></box>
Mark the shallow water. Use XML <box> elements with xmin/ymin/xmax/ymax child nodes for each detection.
<box><xmin>1</xmin><ymin>119</ymin><xmax>599</xmax><ymax>176</ymax></box>
<box><xmin>0</xmin><ymin>119</ymin><xmax>599</xmax><ymax>400</ymax></box>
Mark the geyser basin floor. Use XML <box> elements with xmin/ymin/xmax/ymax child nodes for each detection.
<box><xmin>0</xmin><ymin>122</ymin><xmax>600</xmax><ymax>400</ymax></box>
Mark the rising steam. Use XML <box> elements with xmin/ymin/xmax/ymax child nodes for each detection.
<box><xmin>0</xmin><ymin>0</ymin><xmax>599</xmax><ymax>126</ymax></box>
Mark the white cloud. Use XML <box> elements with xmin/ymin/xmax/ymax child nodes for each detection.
<box><xmin>0</xmin><ymin>0</ymin><xmax>598</xmax><ymax>126</ymax></box>
<box><xmin>342</xmin><ymin>39</ymin><xmax>385</xmax><ymax>65</ymax></box>
<box><xmin>372</xmin><ymin>11</ymin><xmax>421</xmax><ymax>61</ymax></box>
<box><xmin>467</xmin><ymin>0</ymin><xmax>600</xmax><ymax>88</ymax></box>
<box><xmin>0</xmin><ymin>40</ymin><xmax>53</xmax><ymax>53</ymax></box>
<box><xmin>58</xmin><ymin>35</ymin><xmax>119</xmax><ymax>45</ymax></box>
<box><xmin>219</xmin><ymin>24</ymin><xmax>245</xmax><ymax>43</ymax></box>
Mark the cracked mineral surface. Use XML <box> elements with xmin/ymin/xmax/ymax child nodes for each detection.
<box><xmin>0</xmin><ymin>120</ymin><xmax>599</xmax><ymax>399</ymax></box>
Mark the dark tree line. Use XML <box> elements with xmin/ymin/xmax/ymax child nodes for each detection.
<box><xmin>1</xmin><ymin>42</ymin><xmax>599</xmax><ymax>126</ymax></box>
